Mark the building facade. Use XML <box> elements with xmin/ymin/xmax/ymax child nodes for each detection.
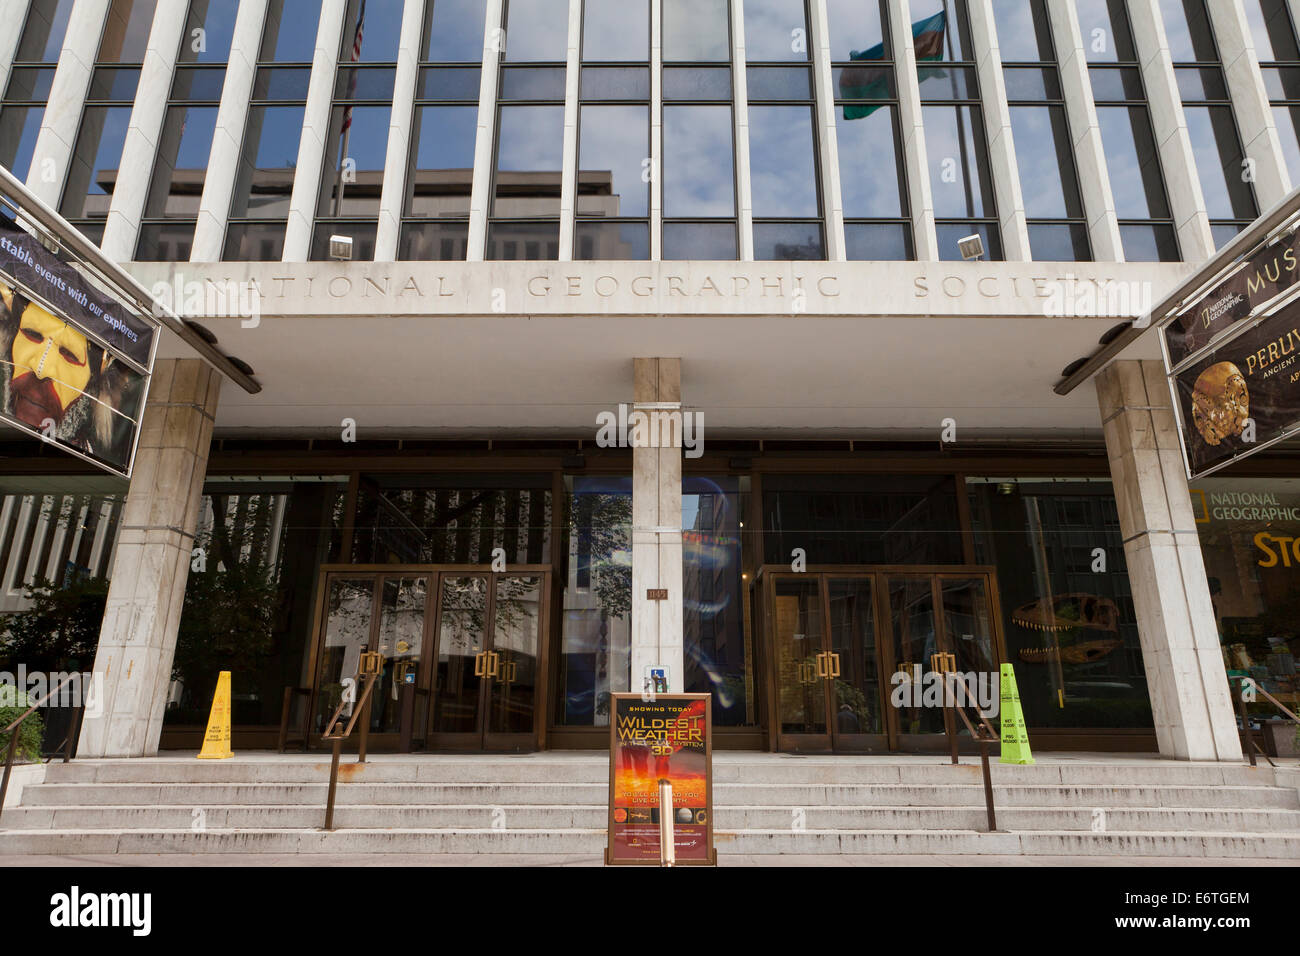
<box><xmin>0</xmin><ymin>0</ymin><xmax>1297</xmax><ymax>761</ymax></box>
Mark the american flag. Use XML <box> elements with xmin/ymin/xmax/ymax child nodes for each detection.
<box><xmin>341</xmin><ymin>0</ymin><xmax>366</xmax><ymax>133</ymax></box>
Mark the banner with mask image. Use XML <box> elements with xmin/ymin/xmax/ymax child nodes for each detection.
<box><xmin>0</xmin><ymin>215</ymin><xmax>154</xmax><ymax>478</ymax></box>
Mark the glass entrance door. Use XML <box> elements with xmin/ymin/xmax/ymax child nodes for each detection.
<box><xmin>763</xmin><ymin>566</ymin><xmax>1004</xmax><ymax>753</ymax></box>
<box><xmin>309</xmin><ymin>566</ymin><xmax>550</xmax><ymax>752</ymax></box>
<box><xmin>427</xmin><ymin>571</ymin><xmax>547</xmax><ymax>751</ymax></box>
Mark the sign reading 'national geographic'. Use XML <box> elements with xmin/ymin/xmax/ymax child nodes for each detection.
<box><xmin>606</xmin><ymin>693</ymin><xmax>715</xmax><ymax>865</ymax></box>
<box><xmin>1172</xmin><ymin>295</ymin><xmax>1300</xmax><ymax>478</ymax></box>
<box><xmin>0</xmin><ymin>215</ymin><xmax>155</xmax><ymax>478</ymax></box>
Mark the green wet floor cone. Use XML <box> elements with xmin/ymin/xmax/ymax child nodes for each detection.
<box><xmin>998</xmin><ymin>663</ymin><xmax>1035</xmax><ymax>765</ymax></box>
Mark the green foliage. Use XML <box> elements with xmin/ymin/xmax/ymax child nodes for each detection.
<box><xmin>171</xmin><ymin>564</ymin><xmax>278</xmax><ymax>707</ymax></box>
<box><xmin>0</xmin><ymin>576</ymin><xmax>108</xmax><ymax>672</ymax></box>
<box><xmin>0</xmin><ymin>684</ymin><xmax>43</xmax><ymax>764</ymax></box>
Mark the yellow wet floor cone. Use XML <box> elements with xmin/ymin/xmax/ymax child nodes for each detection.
<box><xmin>998</xmin><ymin>663</ymin><xmax>1034</xmax><ymax>765</ymax></box>
<box><xmin>197</xmin><ymin>671</ymin><xmax>234</xmax><ymax>759</ymax></box>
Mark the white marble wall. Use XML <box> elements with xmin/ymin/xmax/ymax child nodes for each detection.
<box><xmin>79</xmin><ymin>360</ymin><xmax>221</xmax><ymax>758</ymax></box>
<box><xmin>1095</xmin><ymin>359</ymin><xmax>1241</xmax><ymax>761</ymax></box>
<box><xmin>630</xmin><ymin>357</ymin><xmax>684</xmax><ymax>694</ymax></box>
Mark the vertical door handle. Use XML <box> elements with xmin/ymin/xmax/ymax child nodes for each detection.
<box><xmin>473</xmin><ymin>651</ymin><xmax>486</xmax><ymax>676</ymax></box>
<box><xmin>486</xmin><ymin>651</ymin><xmax>500</xmax><ymax>677</ymax></box>
<box><xmin>829</xmin><ymin>653</ymin><xmax>841</xmax><ymax>678</ymax></box>
<box><xmin>815</xmin><ymin>652</ymin><xmax>829</xmax><ymax>678</ymax></box>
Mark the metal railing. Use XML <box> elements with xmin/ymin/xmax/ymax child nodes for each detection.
<box><xmin>320</xmin><ymin>653</ymin><xmax>384</xmax><ymax>831</ymax></box>
<box><xmin>1229</xmin><ymin>675</ymin><xmax>1299</xmax><ymax>769</ymax></box>
<box><xmin>0</xmin><ymin>673</ymin><xmax>83</xmax><ymax>823</ymax></box>
<box><xmin>934</xmin><ymin>657</ymin><xmax>1000</xmax><ymax>832</ymax></box>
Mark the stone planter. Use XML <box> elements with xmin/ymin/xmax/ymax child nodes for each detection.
<box><xmin>1</xmin><ymin>762</ymin><xmax>46</xmax><ymax>808</ymax></box>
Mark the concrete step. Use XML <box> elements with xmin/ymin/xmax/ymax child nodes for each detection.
<box><xmin>0</xmin><ymin>827</ymin><xmax>1294</xmax><ymax>858</ymax></box>
<box><xmin>5</xmin><ymin>803</ymin><xmax>1300</xmax><ymax>833</ymax></box>
<box><xmin>38</xmin><ymin>759</ymin><xmax>1279</xmax><ymax>788</ymax></box>
<box><xmin>18</xmin><ymin>780</ymin><xmax>1298</xmax><ymax>810</ymax></box>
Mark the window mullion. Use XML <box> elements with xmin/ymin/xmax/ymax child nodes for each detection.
<box><xmin>467</xmin><ymin>0</ymin><xmax>504</xmax><ymax>262</ymax></box>
<box><xmin>374</xmin><ymin>0</ymin><xmax>426</xmax><ymax>262</ymax></box>
<box><xmin>557</xmin><ymin>0</ymin><xmax>580</xmax><ymax>261</ymax></box>
<box><xmin>732</xmin><ymin>0</ymin><xmax>754</xmax><ymax>260</ymax></box>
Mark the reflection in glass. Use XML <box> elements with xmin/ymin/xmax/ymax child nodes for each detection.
<box><xmin>753</xmin><ymin>222</ymin><xmax>824</xmax><ymax>259</ymax></box>
<box><xmin>1095</xmin><ymin>106</ymin><xmax>1171</xmax><ymax>219</ymax></box>
<box><xmin>15</xmin><ymin>0</ymin><xmax>75</xmax><ymax>62</ymax></box>
<box><xmin>1009</xmin><ymin>105</ymin><xmax>1083</xmax><ymax>219</ymax></box>
<box><xmin>432</xmin><ymin>576</ymin><xmax>488</xmax><ymax>734</ymax></box>
<box><xmin>774</xmin><ymin>577</ymin><xmax>827</xmax><ymax>735</ymax></box>
<box><xmin>1159</xmin><ymin>0</ymin><xmax>1218</xmax><ymax>61</ymax></box>
<box><xmin>663</xmin><ymin>0</ymin><xmax>730</xmax><ymax>62</ymax></box>
<box><xmin>60</xmin><ymin>106</ymin><xmax>131</xmax><ymax>221</ymax></box>
<box><xmin>827</xmin><ymin>577</ymin><xmax>885</xmax><ymax>735</ymax></box>
<box><xmin>261</xmin><ymin>0</ymin><xmax>321</xmax><ymax>62</ymax></box>
<box><xmin>144</xmin><ymin>106</ymin><xmax>218</xmax><ymax>219</ymax></box>
<box><xmin>400</xmin><ymin>221</ymin><xmax>471</xmax><ymax>260</ymax></box>
<box><xmin>910</xmin><ymin>0</ymin><xmax>972</xmax><ymax>61</ymax></box>
<box><xmin>341</xmin><ymin>0</ymin><xmax>403</xmax><ymax>61</ymax></box>
<box><xmin>317</xmin><ymin>105</ymin><xmax>392</xmax><ymax>218</ymax></box>
<box><xmin>845</xmin><ymin>222</ymin><xmax>911</xmax><ymax>260</ymax></box>
<box><xmin>581</xmin><ymin>67</ymin><xmax>651</xmax><ymax>99</ymax></box>
<box><xmin>229</xmin><ymin>105</ymin><xmax>305</xmax><ymax>219</ymax></box>
<box><xmin>504</xmin><ymin>0</ymin><xmax>570</xmax><ymax>61</ymax></box>
<box><xmin>373</xmin><ymin>576</ymin><xmax>427</xmax><ymax>735</ymax></box>
<box><xmin>0</xmin><ymin>107</ymin><xmax>44</xmax><ymax>180</ymax></box>
<box><xmin>825</xmin><ymin>0</ymin><xmax>886</xmax><ymax>58</ymax></box>
<box><xmin>1184</xmin><ymin>105</ymin><xmax>1257</xmax><ymax>221</ymax></box>
<box><xmin>500</xmin><ymin>67</ymin><xmax>567</xmax><ymax>99</ymax></box>
<box><xmin>662</xmin><ymin>222</ymin><xmax>737</xmax><ymax>259</ymax></box>
<box><xmin>557</xmin><ymin>476</ymin><xmax>631</xmax><ymax>726</ymax></box>
<box><xmin>1074</xmin><ymin>0</ymin><xmax>1138</xmax><ymax>62</ymax></box>
<box><xmin>836</xmin><ymin>105</ymin><xmax>905</xmax><ymax>218</ymax></box>
<box><xmin>583</xmin><ymin>0</ymin><xmax>649</xmax><ymax>60</ymax></box>
<box><xmin>97</xmin><ymin>0</ymin><xmax>157</xmax><ymax>63</ymax></box>
<box><xmin>493</xmin><ymin>105</ymin><xmax>564</xmax><ymax>217</ymax></box>
<box><xmin>406</xmin><ymin>105</ymin><xmax>477</xmax><ymax>218</ymax></box>
<box><xmin>1028</xmin><ymin>223</ymin><xmax>1091</xmax><ymax>261</ymax></box>
<box><xmin>923</xmin><ymin>104</ymin><xmax>993</xmax><ymax>218</ymax></box>
<box><xmin>936</xmin><ymin>221</ymin><xmax>1001</xmax><ymax>261</ymax></box>
<box><xmin>486</xmin><ymin>220</ymin><xmax>560</xmax><ymax>259</ymax></box>
<box><xmin>663</xmin><ymin>106</ymin><xmax>734</xmax><ymax>217</ymax></box>
<box><xmin>575</xmin><ymin>222</ymin><xmax>650</xmax><ymax>260</ymax></box>
<box><xmin>889</xmin><ymin>577</ymin><xmax>945</xmax><ymax>735</ymax></box>
<box><xmin>180</xmin><ymin>0</ymin><xmax>239</xmax><ymax>63</ymax></box>
<box><xmin>991</xmin><ymin>0</ymin><xmax>1053</xmax><ymax>62</ymax></box>
<box><xmin>417</xmin><ymin>66</ymin><xmax>482</xmax><ymax>99</ymax></box>
<box><xmin>314</xmin><ymin>578</ymin><xmax>376</xmax><ymax>732</ymax></box>
<box><xmin>744</xmin><ymin>0</ymin><xmax>808</xmax><ymax>63</ymax></box>
<box><xmin>1245</xmin><ymin>0</ymin><xmax>1300</xmax><ymax>61</ymax></box>
<box><xmin>1118</xmin><ymin>223</ymin><xmax>1180</xmax><ymax>262</ymax></box>
<box><xmin>662</xmin><ymin>67</ymin><xmax>732</xmax><ymax>100</ymax></box>
<box><xmin>746</xmin><ymin>66</ymin><xmax>812</xmax><ymax>99</ymax></box>
<box><xmin>577</xmin><ymin>105</ymin><xmax>649</xmax><ymax>217</ymax></box>
<box><xmin>748</xmin><ymin>106</ymin><xmax>818</xmax><ymax>217</ymax></box>
<box><xmin>488</xmin><ymin>575</ymin><xmax>542</xmax><ymax>733</ymax></box>
<box><xmin>136</xmin><ymin>221</ymin><xmax>196</xmax><ymax>261</ymax></box>
<box><xmin>423</xmin><ymin>0</ymin><xmax>489</xmax><ymax>61</ymax></box>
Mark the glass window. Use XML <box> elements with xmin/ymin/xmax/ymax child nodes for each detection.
<box><xmin>179</xmin><ymin>0</ymin><xmax>239</xmax><ymax>64</ymax></box>
<box><xmin>15</xmin><ymin>0</ymin><xmax>75</xmax><ymax>63</ymax></box>
<box><xmin>923</xmin><ymin>104</ymin><xmax>993</xmax><ymax>219</ymax></box>
<box><xmin>405</xmin><ymin>105</ymin><xmax>477</xmax><ymax>219</ymax></box>
<box><xmin>1009</xmin><ymin>105</ymin><xmax>1083</xmax><ymax>219</ymax></box>
<box><xmin>1183</xmin><ymin>105</ymin><xmax>1257</xmax><ymax>222</ymax></box>
<box><xmin>1246</xmin><ymin>0</ymin><xmax>1300</xmax><ymax>61</ymax></box>
<box><xmin>825</xmin><ymin>0</ymin><xmax>887</xmax><ymax>57</ymax></box>
<box><xmin>0</xmin><ymin>107</ymin><xmax>44</xmax><ymax>180</ymax></box>
<box><xmin>836</xmin><ymin>106</ymin><xmax>905</xmax><ymax>218</ymax></box>
<box><xmin>968</xmin><ymin>478</ymin><xmax>1153</xmax><ymax>732</ymax></box>
<box><xmin>663</xmin><ymin>0</ymin><xmax>730</xmax><ymax>62</ymax></box>
<box><xmin>1074</xmin><ymin>0</ymin><xmax>1138</xmax><ymax>62</ymax></box>
<box><xmin>60</xmin><ymin>106</ymin><xmax>131</xmax><ymax>221</ymax></box>
<box><xmin>992</xmin><ymin>0</ymin><xmax>1053</xmax><ymax>62</ymax></box>
<box><xmin>260</xmin><ymin>0</ymin><xmax>322</xmax><ymax>62</ymax></box>
<box><xmin>1160</xmin><ymin>0</ymin><xmax>1219</xmax><ymax>62</ymax></box>
<box><xmin>583</xmin><ymin>0</ymin><xmax>648</xmax><ymax>61</ymax></box>
<box><xmin>492</xmin><ymin>105</ymin><xmax>564</xmax><ymax>217</ymax></box>
<box><xmin>744</xmin><ymin>0</ymin><xmax>808</xmax><ymax>63</ymax></box>
<box><xmin>503</xmin><ymin>0</ymin><xmax>569</xmax><ymax>61</ymax></box>
<box><xmin>663</xmin><ymin>67</ymin><xmax>732</xmax><ymax>100</ymax></box>
<box><xmin>663</xmin><ymin>105</ymin><xmax>735</xmax><ymax>217</ymax></box>
<box><xmin>229</xmin><ymin>105</ymin><xmax>305</xmax><ymax>220</ymax></box>
<box><xmin>748</xmin><ymin>105</ymin><xmax>818</xmax><ymax>218</ymax></box>
<box><xmin>142</xmin><ymin>105</ymin><xmax>218</xmax><ymax>220</ymax></box>
<box><xmin>662</xmin><ymin>222</ymin><xmax>736</xmax><ymax>259</ymax></box>
<box><xmin>97</xmin><ymin>0</ymin><xmax>158</xmax><ymax>63</ymax></box>
<box><xmin>1095</xmin><ymin>106</ymin><xmax>1169</xmax><ymax>220</ymax></box>
<box><xmin>341</xmin><ymin>0</ymin><xmax>403</xmax><ymax>62</ymax></box>
<box><xmin>910</xmin><ymin>0</ymin><xmax>973</xmax><ymax>61</ymax></box>
<box><xmin>316</xmin><ymin>104</ymin><xmax>392</xmax><ymax>219</ymax></box>
<box><xmin>424</xmin><ymin>0</ymin><xmax>489</xmax><ymax>61</ymax></box>
<box><xmin>577</xmin><ymin>105</ymin><xmax>649</xmax><ymax>218</ymax></box>
<box><xmin>557</xmin><ymin>475</ymin><xmax>631</xmax><ymax>727</ymax></box>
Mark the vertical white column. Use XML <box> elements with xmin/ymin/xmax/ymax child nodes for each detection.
<box><xmin>99</xmin><ymin>1</ymin><xmax>187</xmax><ymax>261</ymax></box>
<box><xmin>0</xmin><ymin>0</ymin><xmax>33</xmax><ymax>96</ymax></box>
<box><xmin>466</xmin><ymin>0</ymin><xmax>503</xmax><ymax>261</ymax></box>
<box><xmin>1208</xmin><ymin>0</ymin><xmax>1291</xmax><ymax>206</ymax></box>
<box><xmin>374</xmin><ymin>0</ymin><xmax>425</xmax><ymax>262</ymax></box>
<box><xmin>1049</xmin><ymin>0</ymin><xmax>1123</xmax><ymax>261</ymax></box>
<box><xmin>732</xmin><ymin>0</ymin><xmax>753</xmax><ymax>260</ymax></box>
<box><xmin>191</xmin><ymin>0</ymin><xmax>267</xmax><ymax>263</ymax></box>
<box><xmin>630</xmin><ymin>358</ymin><xmax>683</xmax><ymax>694</ymax></box>
<box><xmin>25</xmin><ymin>0</ymin><xmax>110</xmax><ymax>204</ymax></box>
<box><xmin>1128</xmin><ymin>0</ymin><xmax>1214</xmax><ymax>262</ymax></box>
<box><xmin>967</xmin><ymin>0</ymin><xmax>1030</xmax><ymax>261</ymax></box>
<box><xmin>1096</xmin><ymin>360</ymin><xmax>1240</xmax><ymax>761</ymax></box>
<box><xmin>808</xmin><ymin>0</ymin><xmax>844</xmax><ymax>261</ymax></box>
<box><xmin>556</xmin><ymin>0</ymin><xmax>580</xmax><ymax>260</ymax></box>
<box><xmin>281</xmin><ymin>0</ymin><xmax>346</xmax><ymax>262</ymax></box>
<box><xmin>892</xmin><ymin>0</ymin><xmax>937</xmax><ymax>261</ymax></box>
<box><xmin>650</xmin><ymin>0</ymin><xmax>662</xmax><ymax>259</ymax></box>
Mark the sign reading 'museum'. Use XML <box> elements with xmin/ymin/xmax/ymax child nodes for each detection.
<box><xmin>1172</xmin><ymin>295</ymin><xmax>1300</xmax><ymax>478</ymax></box>
<box><xmin>606</xmin><ymin>693</ymin><xmax>714</xmax><ymax>865</ymax></box>
<box><xmin>1164</xmin><ymin>230</ymin><xmax>1300</xmax><ymax>369</ymax></box>
<box><xmin>0</xmin><ymin>215</ymin><xmax>155</xmax><ymax>478</ymax></box>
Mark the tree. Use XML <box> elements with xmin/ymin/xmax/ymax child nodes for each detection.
<box><xmin>0</xmin><ymin>576</ymin><xmax>108</xmax><ymax>672</ymax></box>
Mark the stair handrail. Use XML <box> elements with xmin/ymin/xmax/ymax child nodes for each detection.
<box><xmin>321</xmin><ymin>667</ymin><xmax>382</xmax><ymax>831</ymax></box>
<box><xmin>1227</xmin><ymin>674</ymin><xmax>1299</xmax><ymax>769</ymax></box>
<box><xmin>939</xmin><ymin>668</ymin><xmax>1000</xmax><ymax>833</ymax></box>
<box><xmin>0</xmin><ymin>672</ymin><xmax>81</xmax><ymax>823</ymax></box>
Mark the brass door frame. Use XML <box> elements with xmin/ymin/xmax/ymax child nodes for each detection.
<box><xmin>306</xmin><ymin>564</ymin><xmax>551</xmax><ymax>752</ymax></box>
<box><xmin>757</xmin><ymin>564</ymin><xmax>1006</xmax><ymax>754</ymax></box>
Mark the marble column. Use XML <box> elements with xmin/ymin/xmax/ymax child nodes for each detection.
<box><xmin>1096</xmin><ymin>359</ymin><xmax>1240</xmax><ymax>761</ymax></box>
<box><xmin>79</xmin><ymin>359</ymin><xmax>221</xmax><ymax>757</ymax></box>
<box><xmin>630</xmin><ymin>357</ymin><xmax>684</xmax><ymax>695</ymax></box>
